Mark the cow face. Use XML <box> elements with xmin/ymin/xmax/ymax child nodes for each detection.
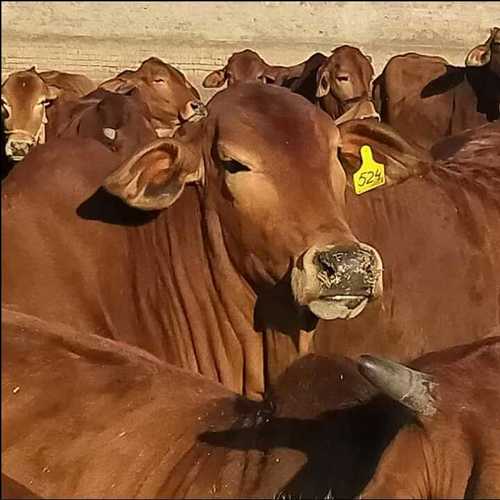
<box><xmin>316</xmin><ymin>46</ymin><xmax>375</xmax><ymax>111</ymax></box>
<box><xmin>103</xmin><ymin>83</ymin><xmax>384</xmax><ymax>321</ymax></box>
<box><xmin>203</xmin><ymin>50</ymin><xmax>281</xmax><ymax>88</ymax></box>
<box><xmin>99</xmin><ymin>57</ymin><xmax>206</xmax><ymax>137</ymax></box>
<box><xmin>1</xmin><ymin>67</ymin><xmax>61</xmax><ymax>161</ymax></box>
<box><xmin>465</xmin><ymin>27</ymin><xmax>500</xmax><ymax>79</ymax></box>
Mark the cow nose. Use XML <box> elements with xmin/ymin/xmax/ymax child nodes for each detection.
<box><xmin>5</xmin><ymin>138</ymin><xmax>34</xmax><ymax>161</ymax></box>
<box><xmin>180</xmin><ymin>100</ymin><xmax>208</xmax><ymax>123</ymax></box>
<box><xmin>291</xmin><ymin>242</ymin><xmax>383</xmax><ymax>320</ymax></box>
<box><xmin>314</xmin><ymin>244</ymin><xmax>379</xmax><ymax>296</ymax></box>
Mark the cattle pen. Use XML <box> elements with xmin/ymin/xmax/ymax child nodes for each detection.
<box><xmin>1</xmin><ymin>1</ymin><xmax>496</xmax><ymax>101</ymax></box>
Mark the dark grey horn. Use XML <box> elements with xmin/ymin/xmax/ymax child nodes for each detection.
<box><xmin>358</xmin><ymin>355</ymin><xmax>437</xmax><ymax>416</ymax></box>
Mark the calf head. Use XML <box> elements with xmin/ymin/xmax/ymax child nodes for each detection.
<box><xmin>316</xmin><ymin>46</ymin><xmax>378</xmax><ymax>122</ymax></box>
<box><xmin>203</xmin><ymin>49</ymin><xmax>284</xmax><ymax>88</ymax></box>
<box><xmin>59</xmin><ymin>89</ymin><xmax>157</xmax><ymax>161</ymax></box>
<box><xmin>103</xmin><ymin>83</ymin><xmax>383</xmax><ymax>321</ymax></box>
<box><xmin>465</xmin><ymin>27</ymin><xmax>500</xmax><ymax>78</ymax></box>
<box><xmin>100</xmin><ymin>57</ymin><xmax>206</xmax><ymax>137</ymax></box>
<box><xmin>1</xmin><ymin>67</ymin><xmax>61</xmax><ymax>161</ymax></box>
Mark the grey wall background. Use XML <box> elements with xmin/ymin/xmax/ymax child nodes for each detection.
<box><xmin>2</xmin><ymin>1</ymin><xmax>499</xmax><ymax>100</ymax></box>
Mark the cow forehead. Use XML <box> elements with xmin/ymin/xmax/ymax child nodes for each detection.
<box><xmin>207</xmin><ymin>84</ymin><xmax>337</xmax><ymax>165</ymax></box>
<box><xmin>2</xmin><ymin>71</ymin><xmax>45</xmax><ymax>102</ymax></box>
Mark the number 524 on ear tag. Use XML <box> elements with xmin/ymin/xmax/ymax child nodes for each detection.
<box><xmin>353</xmin><ymin>145</ymin><xmax>386</xmax><ymax>195</ymax></box>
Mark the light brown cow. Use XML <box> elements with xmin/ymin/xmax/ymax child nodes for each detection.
<box><xmin>99</xmin><ymin>56</ymin><xmax>206</xmax><ymax>138</ymax></box>
<box><xmin>2</xmin><ymin>83</ymin><xmax>383</xmax><ymax>400</ymax></box>
<box><xmin>1</xmin><ymin>67</ymin><xmax>96</xmax><ymax>161</ymax></box>
<box><xmin>315</xmin><ymin>45</ymin><xmax>379</xmax><ymax>124</ymax></box>
<box><xmin>359</xmin><ymin>334</ymin><xmax>500</xmax><ymax>499</ymax></box>
<box><xmin>203</xmin><ymin>46</ymin><xmax>379</xmax><ymax>124</ymax></box>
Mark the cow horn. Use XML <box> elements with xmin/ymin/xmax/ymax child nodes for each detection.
<box><xmin>358</xmin><ymin>355</ymin><xmax>437</xmax><ymax>416</ymax></box>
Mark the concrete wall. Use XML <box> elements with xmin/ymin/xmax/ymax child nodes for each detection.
<box><xmin>2</xmin><ymin>1</ymin><xmax>498</xmax><ymax>101</ymax></box>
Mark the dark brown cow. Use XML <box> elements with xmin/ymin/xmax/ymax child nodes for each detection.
<box><xmin>1</xmin><ymin>67</ymin><xmax>96</xmax><ymax>161</ymax></box>
<box><xmin>99</xmin><ymin>56</ymin><xmax>206</xmax><ymax>138</ymax></box>
<box><xmin>3</xmin><ymin>308</ymin><xmax>499</xmax><ymax>498</ymax></box>
<box><xmin>313</xmin><ymin>119</ymin><xmax>500</xmax><ymax>362</ymax></box>
<box><xmin>373</xmin><ymin>28</ymin><xmax>500</xmax><ymax>149</ymax></box>
<box><xmin>203</xmin><ymin>46</ymin><xmax>379</xmax><ymax>124</ymax></box>
<box><xmin>359</xmin><ymin>334</ymin><xmax>500</xmax><ymax>499</ymax></box>
<box><xmin>2</xmin><ymin>83</ymin><xmax>383</xmax><ymax>400</ymax></box>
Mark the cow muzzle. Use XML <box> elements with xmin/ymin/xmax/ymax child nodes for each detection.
<box><xmin>5</xmin><ymin>136</ymin><xmax>35</xmax><ymax>162</ymax></box>
<box><xmin>180</xmin><ymin>99</ymin><xmax>208</xmax><ymax>123</ymax></box>
<box><xmin>291</xmin><ymin>242</ymin><xmax>383</xmax><ymax>320</ymax></box>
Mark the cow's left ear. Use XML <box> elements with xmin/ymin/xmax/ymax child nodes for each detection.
<box><xmin>337</xmin><ymin>120</ymin><xmax>432</xmax><ymax>188</ymax></box>
<box><xmin>202</xmin><ymin>69</ymin><xmax>226</xmax><ymax>88</ymax></box>
<box><xmin>103</xmin><ymin>138</ymin><xmax>203</xmax><ymax>211</ymax></box>
<box><xmin>465</xmin><ymin>42</ymin><xmax>492</xmax><ymax>67</ymax></box>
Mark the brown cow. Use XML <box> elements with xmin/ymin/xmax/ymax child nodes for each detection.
<box><xmin>373</xmin><ymin>28</ymin><xmax>500</xmax><ymax>149</ymax></box>
<box><xmin>1</xmin><ymin>67</ymin><xmax>96</xmax><ymax>161</ymax></box>
<box><xmin>99</xmin><ymin>56</ymin><xmax>206</xmax><ymax>138</ymax></box>
<box><xmin>359</xmin><ymin>334</ymin><xmax>500</xmax><ymax>499</ymax></box>
<box><xmin>4</xmin><ymin>307</ymin><xmax>498</xmax><ymax>498</ymax></box>
<box><xmin>315</xmin><ymin>45</ymin><xmax>379</xmax><ymax>124</ymax></box>
<box><xmin>203</xmin><ymin>46</ymin><xmax>379</xmax><ymax>124</ymax></box>
<box><xmin>313</xmin><ymin>119</ymin><xmax>500</xmax><ymax>362</ymax></box>
<box><xmin>2</xmin><ymin>83</ymin><xmax>383</xmax><ymax>400</ymax></box>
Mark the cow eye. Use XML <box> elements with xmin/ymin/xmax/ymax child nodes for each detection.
<box><xmin>1</xmin><ymin>98</ymin><xmax>10</xmax><ymax>117</ymax></box>
<box><xmin>221</xmin><ymin>158</ymin><xmax>251</xmax><ymax>173</ymax></box>
<box><xmin>336</xmin><ymin>74</ymin><xmax>350</xmax><ymax>82</ymax></box>
<box><xmin>153</xmin><ymin>78</ymin><xmax>166</xmax><ymax>84</ymax></box>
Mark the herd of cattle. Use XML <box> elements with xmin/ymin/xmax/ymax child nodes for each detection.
<box><xmin>1</xmin><ymin>25</ymin><xmax>500</xmax><ymax>499</ymax></box>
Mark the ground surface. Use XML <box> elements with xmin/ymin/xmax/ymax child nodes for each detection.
<box><xmin>2</xmin><ymin>2</ymin><xmax>498</xmax><ymax>101</ymax></box>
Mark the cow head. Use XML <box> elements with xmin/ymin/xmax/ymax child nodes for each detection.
<box><xmin>103</xmin><ymin>83</ymin><xmax>383</xmax><ymax>321</ymax></box>
<box><xmin>1</xmin><ymin>67</ymin><xmax>61</xmax><ymax>161</ymax></box>
<box><xmin>203</xmin><ymin>49</ymin><xmax>284</xmax><ymax>88</ymax></box>
<box><xmin>316</xmin><ymin>46</ymin><xmax>378</xmax><ymax>121</ymax></box>
<box><xmin>465</xmin><ymin>27</ymin><xmax>500</xmax><ymax>78</ymax></box>
<box><xmin>99</xmin><ymin>57</ymin><xmax>206</xmax><ymax>137</ymax></box>
<box><xmin>58</xmin><ymin>89</ymin><xmax>157</xmax><ymax>161</ymax></box>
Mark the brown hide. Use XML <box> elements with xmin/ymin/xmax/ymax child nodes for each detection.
<box><xmin>360</xmin><ymin>335</ymin><xmax>500</xmax><ymax>499</ymax></box>
<box><xmin>314</xmin><ymin>120</ymin><xmax>500</xmax><ymax>362</ymax></box>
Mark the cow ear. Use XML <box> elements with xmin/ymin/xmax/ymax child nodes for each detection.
<box><xmin>46</xmin><ymin>85</ymin><xmax>63</xmax><ymax>101</ymax></box>
<box><xmin>316</xmin><ymin>69</ymin><xmax>330</xmax><ymax>98</ymax></box>
<box><xmin>337</xmin><ymin>120</ymin><xmax>432</xmax><ymax>189</ymax></box>
<box><xmin>202</xmin><ymin>69</ymin><xmax>226</xmax><ymax>88</ymax></box>
<box><xmin>99</xmin><ymin>78</ymin><xmax>137</xmax><ymax>94</ymax></box>
<box><xmin>465</xmin><ymin>43</ymin><xmax>492</xmax><ymax>67</ymax></box>
<box><xmin>103</xmin><ymin>139</ymin><xmax>203</xmax><ymax>211</ymax></box>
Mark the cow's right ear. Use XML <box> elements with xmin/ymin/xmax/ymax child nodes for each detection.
<box><xmin>202</xmin><ymin>69</ymin><xmax>226</xmax><ymax>88</ymax></box>
<box><xmin>465</xmin><ymin>42</ymin><xmax>492</xmax><ymax>67</ymax></box>
<box><xmin>103</xmin><ymin>138</ymin><xmax>203</xmax><ymax>211</ymax></box>
<box><xmin>337</xmin><ymin>120</ymin><xmax>432</xmax><ymax>188</ymax></box>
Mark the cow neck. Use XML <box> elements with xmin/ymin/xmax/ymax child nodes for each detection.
<box><xmin>129</xmin><ymin>185</ymin><xmax>312</xmax><ymax>400</ymax></box>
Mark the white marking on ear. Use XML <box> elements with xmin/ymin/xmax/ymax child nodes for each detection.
<box><xmin>103</xmin><ymin>127</ymin><xmax>117</xmax><ymax>140</ymax></box>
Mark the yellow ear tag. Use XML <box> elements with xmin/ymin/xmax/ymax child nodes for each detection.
<box><xmin>353</xmin><ymin>145</ymin><xmax>386</xmax><ymax>195</ymax></box>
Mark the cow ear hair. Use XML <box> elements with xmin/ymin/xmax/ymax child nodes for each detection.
<box><xmin>103</xmin><ymin>138</ymin><xmax>203</xmax><ymax>211</ymax></box>
<box><xmin>337</xmin><ymin>120</ymin><xmax>432</xmax><ymax>189</ymax></box>
<box><xmin>202</xmin><ymin>69</ymin><xmax>226</xmax><ymax>88</ymax></box>
<box><xmin>465</xmin><ymin>43</ymin><xmax>492</xmax><ymax>67</ymax></box>
<box><xmin>316</xmin><ymin>69</ymin><xmax>330</xmax><ymax>98</ymax></box>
